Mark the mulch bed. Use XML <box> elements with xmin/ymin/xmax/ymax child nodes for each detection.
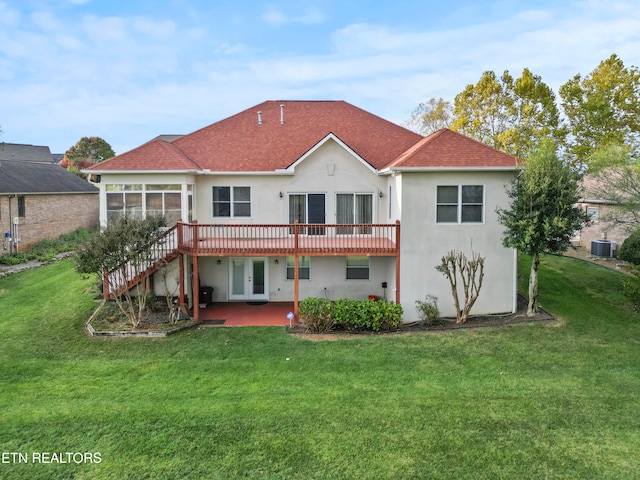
<box><xmin>287</xmin><ymin>295</ymin><xmax>556</xmax><ymax>340</ymax></box>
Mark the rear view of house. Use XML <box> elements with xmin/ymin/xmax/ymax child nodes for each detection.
<box><xmin>86</xmin><ymin>100</ymin><xmax>518</xmax><ymax>321</ymax></box>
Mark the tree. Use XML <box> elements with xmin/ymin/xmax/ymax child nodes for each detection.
<box><xmin>452</xmin><ymin>69</ymin><xmax>564</xmax><ymax>159</ymax></box>
<box><xmin>588</xmin><ymin>161</ymin><xmax>640</xmax><ymax>232</ymax></box>
<box><xmin>75</xmin><ymin>214</ymin><xmax>168</xmax><ymax>328</ymax></box>
<box><xmin>65</xmin><ymin>136</ymin><xmax>115</xmax><ymax>166</ymax></box>
<box><xmin>559</xmin><ymin>54</ymin><xmax>640</xmax><ymax>171</ymax></box>
<box><xmin>435</xmin><ymin>250</ymin><xmax>485</xmax><ymax>324</ymax></box>
<box><xmin>497</xmin><ymin>138</ymin><xmax>590</xmax><ymax>316</ymax></box>
<box><xmin>404</xmin><ymin>98</ymin><xmax>453</xmax><ymax>135</ymax></box>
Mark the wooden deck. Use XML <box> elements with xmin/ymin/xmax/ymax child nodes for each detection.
<box><xmin>177</xmin><ymin>221</ymin><xmax>399</xmax><ymax>256</ymax></box>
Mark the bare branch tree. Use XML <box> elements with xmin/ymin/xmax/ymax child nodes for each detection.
<box><xmin>436</xmin><ymin>250</ymin><xmax>485</xmax><ymax>324</ymax></box>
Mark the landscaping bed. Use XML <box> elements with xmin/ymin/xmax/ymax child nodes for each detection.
<box><xmin>86</xmin><ymin>300</ymin><xmax>197</xmax><ymax>337</ymax></box>
<box><xmin>288</xmin><ymin>295</ymin><xmax>556</xmax><ymax>339</ymax></box>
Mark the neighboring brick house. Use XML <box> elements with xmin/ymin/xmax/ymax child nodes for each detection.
<box><xmin>575</xmin><ymin>173</ymin><xmax>628</xmax><ymax>257</ymax></box>
<box><xmin>0</xmin><ymin>143</ymin><xmax>99</xmax><ymax>252</ymax></box>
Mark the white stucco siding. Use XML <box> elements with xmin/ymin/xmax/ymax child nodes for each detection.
<box><xmin>399</xmin><ymin>171</ymin><xmax>516</xmax><ymax>320</ymax></box>
<box><xmin>193</xmin><ymin>255</ymin><xmax>395</xmax><ymax>303</ymax></box>
<box><xmin>193</xmin><ymin>139</ymin><xmax>388</xmax><ymax>225</ymax></box>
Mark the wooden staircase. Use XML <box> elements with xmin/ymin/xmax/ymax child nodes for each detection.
<box><xmin>103</xmin><ymin>226</ymin><xmax>179</xmax><ymax>299</ymax></box>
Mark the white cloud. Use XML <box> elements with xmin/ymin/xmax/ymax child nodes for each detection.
<box><xmin>262</xmin><ymin>6</ymin><xmax>326</xmax><ymax>27</ymax></box>
<box><xmin>2</xmin><ymin>0</ymin><xmax>640</xmax><ymax>154</ymax></box>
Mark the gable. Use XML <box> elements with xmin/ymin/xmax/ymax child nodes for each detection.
<box><xmin>284</xmin><ymin>133</ymin><xmax>378</xmax><ymax>175</ymax></box>
<box><xmin>386</xmin><ymin>128</ymin><xmax>517</xmax><ymax>170</ymax></box>
<box><xmin>88</xmin><ymin>139</ymin><xmax>201</xmax><ymax>173</ymax></box>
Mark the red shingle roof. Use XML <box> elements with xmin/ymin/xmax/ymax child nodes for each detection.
<box><xmin>386</xmin><ymin>128</ymin><xmax>517</xmax><ymax>169</ymax></box>
<box><xmin>89</xmin><ymin>138</ymin><xmax>200</xmax><ymax>171</ymax></box>
<box><xmin>88</xmin><ymin>101</ymin><xmax>517</xmax><ymax>173</ymax></box>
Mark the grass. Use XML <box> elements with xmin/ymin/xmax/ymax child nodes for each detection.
<box><xmin>0</xmin><ymin>255</ymin><xmax>638</xmax><ymax>479</ymax></box>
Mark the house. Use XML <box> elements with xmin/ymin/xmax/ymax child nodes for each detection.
<box><xmin>85</xmin><ymin>100</ymin><xmax>518</xmax><ymax>322</ymax></box>
<box><xmin>575</xmin><ymin>173</ymin><xmax>628</xmax><ymax>257</ymax></box>
<box><xmin>0</xmin><ymin>143</ymin><xmax>99</xmax><ymax>252</ymax></box>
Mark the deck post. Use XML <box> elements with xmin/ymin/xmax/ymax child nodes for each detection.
<box><xmin>294</xmin><ymin>220</ymin><xmax>300</xmax><ymax>321</ymax></box>
<box><xmin>176</xmin><ymin>219</ymin><xmax>183</xmax><ymax>251</ymax></box>
<box><xmin>103</xmin><ymin>268</ymin><xmax>109</xmax><ymax>300</ymax></box>
<box><xmin>178</xmin><ymin>253</ymin><xmax>185</xmax><ymax>308</ymax></box>
<box><xmin>294</xmin><ymin>254</ymin><xmax>300</xmax><ymax>322</ymax></box>
<box><xmin>193</xmin><ymin>255</ymin><xmax>200</xmax><ymax>322</ymax></box>
<box><xmin>395</xmin><ymin>220</ymin><xmax>400</xmax><ymax>305</ymax></box>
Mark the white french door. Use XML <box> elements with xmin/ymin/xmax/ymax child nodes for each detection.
<box><xmin>229</xmin><ymin>257</ymin><xmax>269</xmax><ymax>301</ymax></box>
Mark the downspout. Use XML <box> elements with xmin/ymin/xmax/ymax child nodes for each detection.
<box><xmin>7</xmin><ymin>195</ymin><xmax>15</xmax><ymax>253</ymax></box>
<box><xmin>512</xmin><ymin>249</ymin><xmax>518</xmax><ymax>313</ymax></box>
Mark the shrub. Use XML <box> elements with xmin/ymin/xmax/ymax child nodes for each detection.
<box><xmin>623</xmin><ymin>265</ymin><xmax>640</xmax><ymax>311</ymax></box>
<box><xmin>299</xmin><ymin>297</ymin><xmax>403</xmax><ymax>332</ymax></box>
<box><xmin>299</xmin><ymin>297</ymin><xmax>334</xmax><ymax>333</ymax></box>
<box><xmin>332</xmin><ymin>298</ymin><xmax>403</xmax><ymax>332</ymax></box>
<box><xmin>618</xmin><ymin>229</ymin><xmax>640</xmax><ymax>265</ymax></box>
<box><xmin>415</xmin><ymin>295</ymin><xmax>441</xmax><ymax>326</ymax></box>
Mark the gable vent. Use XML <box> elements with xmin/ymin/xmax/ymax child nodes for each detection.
<box><xmin>257</xmin><ymin>111</ymin><xmax>263</xmax><ymax>125</ymax></box>
<box><xmin>280</xmin><ymin>104</ymin><xmax>285</xmax><ymax>124</ymax></box>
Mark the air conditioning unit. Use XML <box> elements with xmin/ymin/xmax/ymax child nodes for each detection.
<box><xmin>591</xmin><ymin>239</ymin><xmax>614</xmax><ymax>257</ymax></box>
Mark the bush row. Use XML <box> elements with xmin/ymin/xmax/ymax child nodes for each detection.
<box><xmin>299</xmin><ymin>297</ymin><xmax>403</xmax><ymax>333</ymax></box>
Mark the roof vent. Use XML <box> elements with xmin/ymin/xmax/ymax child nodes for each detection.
<box><xmin>280</xmin><ymin>104</ymin><xmax>285</xmax><ymax>125</ymax></box>
<box><xmin>257</xmin><ymin>111</ymin><xmax>263</xmax><ymax>125</ymax></box>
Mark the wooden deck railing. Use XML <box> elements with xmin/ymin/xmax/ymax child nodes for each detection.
<box><xmin>103</xmin><ymin>226</ymin><xmax>179</xmax><ymax>299</ymax></box>
<box><xmin>177</xmin><ymin>221</ymin><xmax>399</xmax><ymax>256</ymax></box>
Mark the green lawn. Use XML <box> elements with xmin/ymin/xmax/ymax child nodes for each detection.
<box><xmin>0</xmin><ymin>255</ymin><xmax>638</xmax><ymax>479</ymax></box>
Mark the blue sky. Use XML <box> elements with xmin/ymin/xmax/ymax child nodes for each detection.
<box><xmin>1</xmin><ymin>0</ymin><xmax>640</xmax><ymax>155</ymax></box>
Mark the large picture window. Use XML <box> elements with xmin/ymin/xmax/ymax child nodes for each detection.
<box><xmin>436</xmin><ymin>185</ymin><xmax>484</xmax><ymax>224</ymax></box>
<box><xmin>213</xmin><ymin>186</ymin><xmax>251</xmax><ymax>217</ymax></box>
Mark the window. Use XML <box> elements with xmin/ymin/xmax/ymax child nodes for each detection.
<box><xmin>288</xmin><ymin>193</ymin><xmax>325</xmax><ymax>235</ymax></box>
<box><xmin>587</xmin><ymin>206</ymin><xmax>599</xmax><ymax>223</ymax></box>
<box><xmin>213</xmin><ymin>186</ymin><xmax>251</xmax><ymax>217</ymax></box>
<box><xmin>17</xmin><ymin>196</ymin><xmax>25</xmax><ymax>217</ymax></box>
<box><xmin>346</xmin><ymin>256</ymin><xmax>369</xmax><ymax>280</ymax></box>
<box><xmin>336</xmin><ymin>193</ymin><xmax>373</xmax><ymax>234</ymax></box>
<box><xmin>436</xmin><ymin>185</ymin><xmax>484</xmax><ymax>223</ymax></box>
<box><xmin>286</xmin><ymin>256</ymin><xmax>310</xmax><ymax>280</ymax></box>
<box><xmin>106</xmin><ymin>185</ymin><xmax>143</xmax><ymax>222</ymax></box>
<box><xmin>146</xmin><ymin>185</ymin><xmax>182</xmax><ymax>225</ymax></box>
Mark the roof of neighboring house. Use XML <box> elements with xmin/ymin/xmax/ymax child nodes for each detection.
<box><xmin>0</xmin><ymin>144</ymin><xmax>98</xmax><ymax>194</ymax></box>
<box><xmin>0</xmin><ymin>143</ymin><xmax>55</xmax><ymax>163</ymax></box>
<box><xmin>87</xmin><ymin>100</ymin><xmax>518</xmax><ymax>174</ymax></box>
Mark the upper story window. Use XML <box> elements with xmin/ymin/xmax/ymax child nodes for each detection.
<box><xmin>336</xmin><ymin>193</ymin><xmax>373</xmax><ymax>234</ymax></box>
<box><xmin>436</xmin><ymin>185</ymin><xmax>484</xmax><ymax>224</ymax></box>
<box><xmin>146</xmin><ymin>184</ymin><xmax>182</xmax><ymax>225</ymax></box>
<box><xmin>213</xmin><ymin>186</ymin><xmax>251</xmax><ymax>217</ymax></box>
<box><xmin>106</xmin><ymin>184</ymin><xmax>143</xmax><ymax>222</ymax></box>
<box><xmin>587</xmin><ymin>206</ymin><xmax>599</xmax><ymax>223</ymax></box>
